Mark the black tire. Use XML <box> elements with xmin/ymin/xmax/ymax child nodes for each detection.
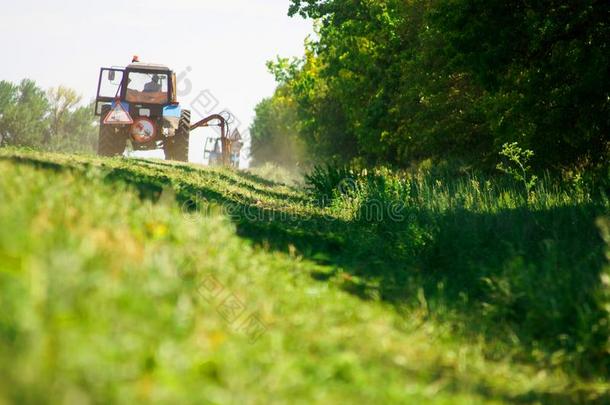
<box><xmin>98</xmin><ymin>107</ymin><xmax>127</xmax><ymax>157</ymax></box>
<box><xmin>164</xmin><ymin>110</ymin><xmax>191</xmax><ymax>162</ymax></box>
<box><xmin>98</xmin><ymin>125</ymin><xmax>127</xmax><ymax>157</ymax></box>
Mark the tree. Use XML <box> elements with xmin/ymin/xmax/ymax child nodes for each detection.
<box><xmin>431</xmin><ymin>0</ymin><xmax>610</xmax><ymax>168</ymax></box>
<box><xmin>0</xmin><ymin>81</ymin><xmax>18</xmax><ymax>147</ymax></box>
<box><xmin>47</xmin><ymin>86</ymin><xmax>81</xmax><ymax>144</ymax></box>
<box><xmin>250</xmin><ymin>94</ymin><xmax>305</xmax><ymax>168</ymax></box>
<box><xmin>252</xmin><ymin>0</ymin><xmax>609</xmax><ymax>170</ymax></box>
<box><xmin>0</xmin><ymin>79</ymin><xmax>97</xmax><ymax>153</ymax></box>
<box><xmin>0</xmin><ymin>79</ymin><xmax>48</xmax><ymax>148</ymax></box>
<box><xmin>46</xmin><ymin>86</ymin><xmax>96</xmax><ymax>152</ymax></box>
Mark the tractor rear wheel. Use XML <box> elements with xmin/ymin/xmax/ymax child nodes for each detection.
<box><xmin>98</xmin><ymin>124</ymin><xmax>127</xmax><ymax>157</ymax></box>
<box><xmin>164</xmin><ymin>110</ymin><xmax>191</xmax><ymax>162</ymax></box>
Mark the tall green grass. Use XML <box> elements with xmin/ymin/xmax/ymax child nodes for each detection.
<box><xmin>306</xmin><ymin>164</ymin><xmax>610</xmax><ymax>374</ymax></box>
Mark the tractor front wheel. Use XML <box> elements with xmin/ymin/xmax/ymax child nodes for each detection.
<box><xmin>164</xmin><ymin>110</ymin><xmax>191</xmax><ymax>162</ymax></box>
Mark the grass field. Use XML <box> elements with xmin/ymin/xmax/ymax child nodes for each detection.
<box><xmin>0</xmin><ymin>149</ymin><xmax>608</xmax><ymax>404</ymax></box>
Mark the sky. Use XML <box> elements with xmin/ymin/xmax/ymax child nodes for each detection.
<box><xmin>0</xmin><ymin>0</ymin><xmax>313</xmax><ymax>165</ymax></box>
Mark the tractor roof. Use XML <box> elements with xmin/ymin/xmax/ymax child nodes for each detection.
<box><xmin>126</xmin><ymin>63</ymin><xmax>171</xmax><ymax>72</ymax></box>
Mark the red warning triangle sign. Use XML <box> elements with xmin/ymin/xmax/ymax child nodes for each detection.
<box><xmin>103</xmin><ymin>102</ymin><xmax>133</xmax><ymax>125</ymax></box>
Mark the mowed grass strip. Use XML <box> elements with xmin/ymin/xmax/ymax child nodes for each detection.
<box><xmin>0</xmin><ymin>149</ymin><xmax>608</xmax><ymax>404</ymax></box>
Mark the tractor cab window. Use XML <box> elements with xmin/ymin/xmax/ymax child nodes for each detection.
<box><xmin>98</xmin><ymin>69</ymin><xmax>124</xmax><ymax>99</ymax></box>
<box><xmin>125</xmin><ymin>72</ymin><xmax>169</xmax><ymax>104</ymax></box>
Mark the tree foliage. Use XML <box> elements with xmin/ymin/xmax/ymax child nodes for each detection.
<box><xmin>0</xmin><ymin>80</ymin><xmax>96</xmax><ymax>152</ymax></box>
<box><xmin>250</xmin><ymin>63</ymin><xmax>306</xmax><ymax>168</ymax></box>
<box><xmin>252</xmin><ymin>0</ymin><xmax>609</xmax><ymax>170</ymax></box>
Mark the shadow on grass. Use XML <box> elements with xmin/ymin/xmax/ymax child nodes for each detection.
<box><xmin>137</xmin><ymin>158</ymin><xmax>610</xmax><ymax>378</ymax></box>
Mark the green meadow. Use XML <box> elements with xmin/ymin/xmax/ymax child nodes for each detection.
<box><xmin>0</xmin><ymin>149</ymin><xmax>608</xmax><ymax>404</ymax></box>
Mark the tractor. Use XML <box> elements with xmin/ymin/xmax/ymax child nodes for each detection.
<box><xmin>94</xmin><ymin>57</ymin><xmax>236</xmax><ymax>164</ymax></box>
<box><xmin>204</xmin><ymin>129</ymin><xmax>243</xmax><ymax>167</ymax></box>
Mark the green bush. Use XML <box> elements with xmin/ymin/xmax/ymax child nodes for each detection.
<box><xmin>305</xmin><ymin>164</ymin><xmax>358</xmax><ymax>205</ymax></box>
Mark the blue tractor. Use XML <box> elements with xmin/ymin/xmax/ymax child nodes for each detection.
<box><xmin>95</xmin><ymin>57</ymin><xmax>231</xmax><ymax>163</ymax></box>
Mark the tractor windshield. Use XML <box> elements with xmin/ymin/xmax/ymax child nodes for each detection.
<box><xmin>125</xmin><ymin>71</ymin><xmax>169</xmax><ymax>104</ymax></box>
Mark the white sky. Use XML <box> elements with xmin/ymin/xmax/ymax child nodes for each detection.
<box><xmin>0</xmin><ymin>0</ymin><xmax>313</xmax><ymax>165</ymax></box>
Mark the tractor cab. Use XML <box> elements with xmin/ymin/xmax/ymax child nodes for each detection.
<box><xmin>96</xmin><ymin>63</ymin><xmax>177</xmax><ymax>113</ymax></box>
